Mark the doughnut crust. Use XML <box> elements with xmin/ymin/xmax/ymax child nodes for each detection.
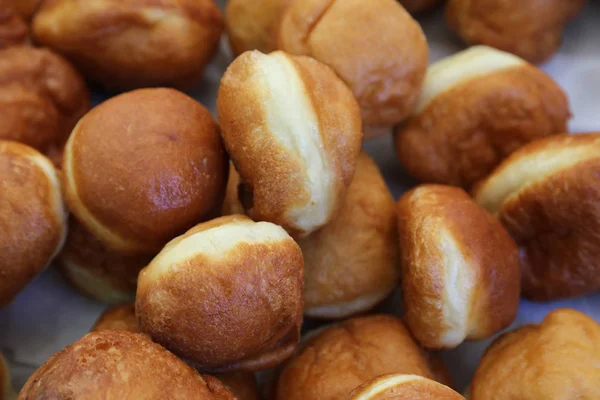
<box><xmin>395</xmin><ymin>46</ymin><xmax>570</xmax><ymax>189</ymax></box>
<box><xmin>2</xmin><ymin>0</ymin><xmax>42</xmax><ymax>21</ymax></box>
<box><xmin>397</xmin><ymin>184</ymin><xmax>520</xmax><ymax>349</ymax></box>
<box><xmin>217</xmin><ymin>50</ymin><xmax>362</xmax><ymax>238</ymax></box>
<box><xmin>471</xmin><ymin>309</ymin><xmax>600</xmax><ymax>399</ymax></box>
<box><xmin>136</xmin><ymin>215</ymin><xmax>304</xmax><ymax>372</ymax></box>
<box><xmin>278</xmin><ymin>0</ymin><xmax>428</xmax><ymax>132</ymax></box>
<box><xmin>63</xmin><ymin>88</ymin><xmax>228</xmax><ymax>255</ymax></box>
<box><xmin>92</xmin><ymin>303</ymin><xmax>140</xmax><ymax>332</ymax></box>
<box><xmin>348</xmin><ymin>374</ymin><xmax>465</xmax><ymax>400</ymax></box>
<box><xmin>300</xmin><ymin>153</ymin><xmax>399</xmax><ymax>319</ymax></box>
<box><xmin>0</xmin><ymin>141</ymin><xmax>67</xmax><ymax>307</ymax></box>
<box><xmin>0</xmin><ymin>6</ymin><xmax>29</xmax><ymax>48</ymax></box>
<box><xmin>446</xmin><ymin>0</ymin><xmax>587</xmax><ymax>64</ymax></box>
<box><xmin>474</xmin><ymin>133</ymin><xmax>600</xmax><ymax>300</ymax></box>
<box><xmin>32</xmin><ymin>0</ymin><xmax>223</xmax><ymax>91</ymax></box>
<box><xmin>274</xmin><ymin>315</ymin><xmax>437</xmax><ymax>400</ymax></box>
<box><xmin>18</xmin><ymin>331</ymin><xmax>235</xmax><ymax>400</ymax></box>
<box><xmin>0</xmin><ymin>46</ymin><xmax>89</xmax><ymax>162</ymax></box>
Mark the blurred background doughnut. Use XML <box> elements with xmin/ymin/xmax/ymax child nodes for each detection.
<box><xmin>300</xmin><ymin>153</ymin><xmax>399</xmax><ymax>319</ymax></box>
<box><xmin>470</xmin><ymin>309</ymin><xmax>600</xmax><ymax>399</ymax></box>
<box><xmin>474</xmin><ymin>133</ymin><xmax>600</xmax><ymax>300</ymax></box>
<box><xmin>0</xmin><ymin>6</ymin><xmax>29</xmax><ymax>48</ymax></box>
<box><xmin>395</xmin><ymin>45</ymin><xmax>570</xmax><ymax>190</ymax></box>
<box><xmin>218</xmin><ymin>50</ymin><xmax>362</xmax><ymax>238</ymax></box>
<box><xmin>400</xmin><ymin>0</ymin><xmax>442</xmax><ymax>14</ymax></box>
<box><xmin>136</xmin><ymin>215</ymin><xmax>304</xmax><ymax>372</ymax></box>
<box><xmin>18</xmin><ymin>331</ymin><xmax>236</xmax><ymax>399</ymax></box>
<box><xmin>0</xmin><ymin>141</ymin><xmax>68</xmax><ymax>308</ymax></box>
<box><xmin>32</xmin><ymin>0</ymin><xmax>223</xmax><ymax>91</ymax></box>
<box><xmin>397</xmin><ymin>184</ymin><xmax>520</xmax><ymax>349</ymax></box>
<box><xmin>446</xmin><ymin>0</ymin><xmax>587</xmax><ymax>64</ymax></box>
<box><xmin>62</xmin><ymin>88</ymin><xmax>228</xmax><ymax>256</ymax></box>
<box><xmin>273</xmin><ymin>315</ymin><xmax>447</xmax><ymax>400</ymax></box>
<box><xmin>2</xmin><ymin>0</ymin><xmax>41</xmax><ymax>21</ymax></box>
<box><xmin>0</xmin><ymin>46</ymin><xmax>89</xmax><ymax>166</ymax></box>
<box><xmin>348</xmin><ymin>374</ymin><xmax>465</xmax><ymax>400</ymax></box>
<box><xmin>91</xmin><ymin>303</ymin><xmax>139</xmax><ymax>333</ymax></box>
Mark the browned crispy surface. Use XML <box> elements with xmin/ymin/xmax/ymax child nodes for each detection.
<box><xmin>447</xmin><ymin>0</ymin><xmax>586</xmax><ymax>64</ymax></box>
<box><xmin>348</xmin><ymin>374</ymin><xmax>465</xmax><ymax>400</ymax></box>
<box><xmin>396</xmin><ymin>65</ymin><xmax>569</xmax><ymax>189</ymax></box>
<box><xmin>471</xmin><ymin>309</ymin><xmax>600</xmax><ymax>399</ymax></box>
<box><xmin>32</xmin><ymin>0</ymin><xmax>223</xmax><ymax>90</ymax></box>
<box><xmin>18</xmin><ymin>331</ymin><xmax>235</xmax><ymax>399</ymax></box>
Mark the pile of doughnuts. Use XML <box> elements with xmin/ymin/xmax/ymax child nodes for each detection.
<box><xmin>0</xmin><ymin>0</ymin><xmax>598</xmax><ymax>399</ymax></box>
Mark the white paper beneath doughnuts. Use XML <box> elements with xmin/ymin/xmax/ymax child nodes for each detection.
<box><xmin>2</xmin><ymin>0</ymin><xmax>600</xmax><ymax>392</ymax></box>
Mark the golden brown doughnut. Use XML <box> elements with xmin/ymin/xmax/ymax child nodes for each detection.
<box><xmin>18</xmin><ymin>331</ymin><xmax>235</xmax><ymax>400</ymax></box>
<box><xmin>278</xmin><ymin>0</ymin><xmax>428</xmax><ymax>133</ymax></box>
<box><xmin>225</xmin><ymin>0</ymin><xmax>291</xmax><ymax>55</ymax></box>
<box><xmin>56</xmin><ymin>218</ymin><xmax>153</xmax><ymax>304</ymax></box>
<box><xmin>471</xmin><ymin>309</ymin><xmax>600</xmax><ymax>399</ymax></box>
<box><xmin>300</xmin><ymin>153</ymin><xmax>399</xmax><ymax>319</ymax></box>
<box><xmin>0</xmin><ymin>141</ymin><xmax>68</xmax><ymax>307</ymax></box>
<box><xmin>273</xmin><ymin>315</ymin><xmax>438</xmax><ymax>400</ymax></box>
<box><xmin>0</xmin><ymin>46</ymin><xmax>89</xmax><ymax>163</ymax></box>
<box><xmin>397</xmin><ymin>184</ymin><xmax>520</xmax><ymax>349</ymax></box>
<box><xmin>214</xmin><ymin>372</ymin><xmax>260</xmax><ymax>400</ymax></box>
<box><xmin>348</xmin><ymin>374</ymin><xmax>465</xmax><ymax>400</ymax></box>
<box><xmin>1</xmin><ymin>0</ymin><xmax>41</xmax><ymax>21</ymax></box>
<box><xmin>474</xmin><ymin>133</ymin><xmax>600</xmax><ymax>300</ymax></box>
<box><xmin>62</xmin><ymin>88</ymin><xmax>228</xmax><ymax>256</ymax></box>
<box><xmin>217</xmin><ymin>50</ymin><xmax>362</xmax><ymax>238</ymax></box>
<box><xmin>136</xmin><ymin>215</ymin><xmax>304</xmax><ymax>372</ymax></box>
<box><xmin>221</xmin><ymin>162</ymin><xmax>245</xmax><ymax>217</ymax></box>
<box><xmin>446</xmin><ymin>0</ymin><xmax>586</xmax><ymax>64</ymax></box>
<box><xmin>395</xmin><ymin>46</ymin><xmax>570</xmax><ymax>189</ymax></box>
<box><xmin>91</xmin><ymin>303</ymin><xmax>140</xmax><ymax>333</ymax></box>
<box><xmin>1</xmin><ymin>353</ymin><xmax>15</xmax><ymax>400</ymax></box>
<box><xmin>0</xmin><ymin>6</ymin><xmax>28</xmax><ymax>48</ymax></box>
<box><xmin>400</xmin><ymin>0</ymin><xmax>442</xmax><ymax>14</ymax></box>
<box><xmin>32</xmin><ymin>0</ymin><xmax>223</xmax><ymax>91</ymax></box>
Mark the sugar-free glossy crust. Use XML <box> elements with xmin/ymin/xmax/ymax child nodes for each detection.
<box><xmin>471</xmin><ymin>309</ymin><xmax>600</xmax><ymax>399</ymax></box>
<box><xmin>348</xmin><ymin>374</ymin><xmax>465</xmax><ymax>400</ymax></box>
<box><xmin>218</xmin><ymin>51</ymin><xmax>362</xmax><ymax>237</ymax></box>
<box><xmin>279</xmin><ymin>0</ymin><xmax>428</xmax><ymax>131</ymax></box>
<box><xmin>474</xmin><ymin>133</ymin><xmax>600</xmax><ymax>300</ymax></box>
<box><xmin>274</xmin><ymin>315</ymin><xmax>436</xmax><ymax>400</ymax></box>
<box><xmin>446</xmin><ymin>0</ymin><xmax>586</xmax><ymax>64</ymax></box>
<box><xmin>400</xmin><ymin>0</ymin><xmax>441</xmax><ymax>13</ymax></box>
<box><xmin>300</xmin><ymin>153</ymin><xmax>399</xmax><ymax>319</ymax></box>
<box><xmin>63</xmin><ymin>88</ymin><xmax>227</xmax><ymax>255</ymax></box>
<box><xmin>396</xmin><ymin>46</ymin><xmax>570</xmax><ymax>189</ymax></box>
<box><xmin>32</xmin><ymin>0</ymin><xmax>223</xmax><ymax>91</ymax></box>
<box><xmin>136</xmin><ymin>215</ymin><xmax>304</xmax><ymax>372</ymax></box>
<box><xmin>225</xmin><ymin>0</ymin><xmax>290</xmax><ymax>55</ymax></box>
<box><xmin>0</xmin><ymin>46</ymin><xmax>89</xmax><ymax>162</ymax></box>
<box><xmin>0</xmin><ymin>141</ymin><xmax>67</xmax><ymax>307</ymax></box>
<box><xmin>57</xmin><ymin>219</ymin><xmax>153</xmax><ymax>304</ymax></box>
<box><xmin>0</xmin><ymin>6</ymin><xmax>29</xmax><ymax>48</ymax></box>
<box><xmin>397</xmin><ymin>185</ymin><xmax>520</xmax><ymax>349</ymax></box>
<box><xmin>18</xmin><ymin>331</ymin><xmax>235</xmax><ymax>400</ymax></box>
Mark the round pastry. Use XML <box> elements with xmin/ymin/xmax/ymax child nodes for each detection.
<box><xmin>273</xmin><ymin>315</ymin><xmax>438</xmax><ymax>400</ymax></box>
<box><xmin>397</xmin><ymin>184</ymin><xmax>520</xmax><ymax>349</ymax></box>
<box><xmin>446</xmin><ymin>0</ymin><xmax>587</xmax><ymax>64</ymax></box>
<box><xmin>395</xmin><ymin>45</ymin><xmax>570</xmax><ymax>189</ymax></box>
<box><xmin>278</xmin><ymin>0</ymin><xmax>428</xmax><ymax>133</ymax></box>
<box><xmin>221</xmin><ymin>162</ymin><xmax>245</xmax><ymax>217</ymax></box>
<box><xmin>1</xmin><ymin>353</ymin><xmax>15</xmax><ymax>400</ymax></box>
<box><xmin>0</xmin><ymin>46</ymin><xmax>89</xmax><ymax>164</ymax></box>
<box><xmin>474</xmin><ymin>133</ymin><xmax>600</xmax><ymax>300</ymax></box>
<box><xmin>0</xmin><ymin>141</ymin><xmax>68</xmax><ymax>308</ymax></box>
<box><xmin>3</xmin><ymin>0</ymin><xmax>41</xmax><ymax>21</ymax></box>
<box><xmin>348</xmin><ymin>374</ymin><xmax>465</xmax><ymax>400</ymax></box>
<box><xmin>214</xmin><ymin>372</ymin><xmax>259</xmax><ymax>400</ymax></box>
<box><xmin>217</xmin><ymin>50</ymin><xmax>362</xmax><ymax>238</ymax></box>
<box><xmin>62</xmin><ymin>88</ymin><xmax>228</xmax><ymax>256</ymax></box>
<box><xmin>136</xmin><ymin>215</ymin><xmax>304</xmax><ymax>372</ymax></box>
<box><xmin>0</xmin><ymin>6</ymin><xmax>28</xmax><ymax>48</ymax></box>
<box><xmin>91</xmin><ymin>303</ymin><xmax>140</xmax><ymax>333</ymax></box>
<box><xmin>57</xmin><ymin>218</ymin><xmax>153</xmax><ymax>304</ymax></box>
<box><xmin>300</xmin><ymin>153</ymin><xmax>399</xmax><ymax>319</ymax></box>
<box><xmin>470</xmin><ymin>309</ymin><xmax>600</xmax><ymax>399</ymax></box>
<box><xmin>225</xmin><ymin>0</ymin><xmax>291</xmax><ymax>55</ymax></box>
<box><xmin>32</xmin><ymin>0</ymin><xmax>224</xmax><ymax>91</ymax></box>
<box><xmin>18</xmin><ymin>331</ymin><xmax>235</xmax><ymax>400</ymax></box>
<box><xmin>401</xmin><ymin>0</ymin><xmax>442</xmax><ymax>14</ymax></box>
